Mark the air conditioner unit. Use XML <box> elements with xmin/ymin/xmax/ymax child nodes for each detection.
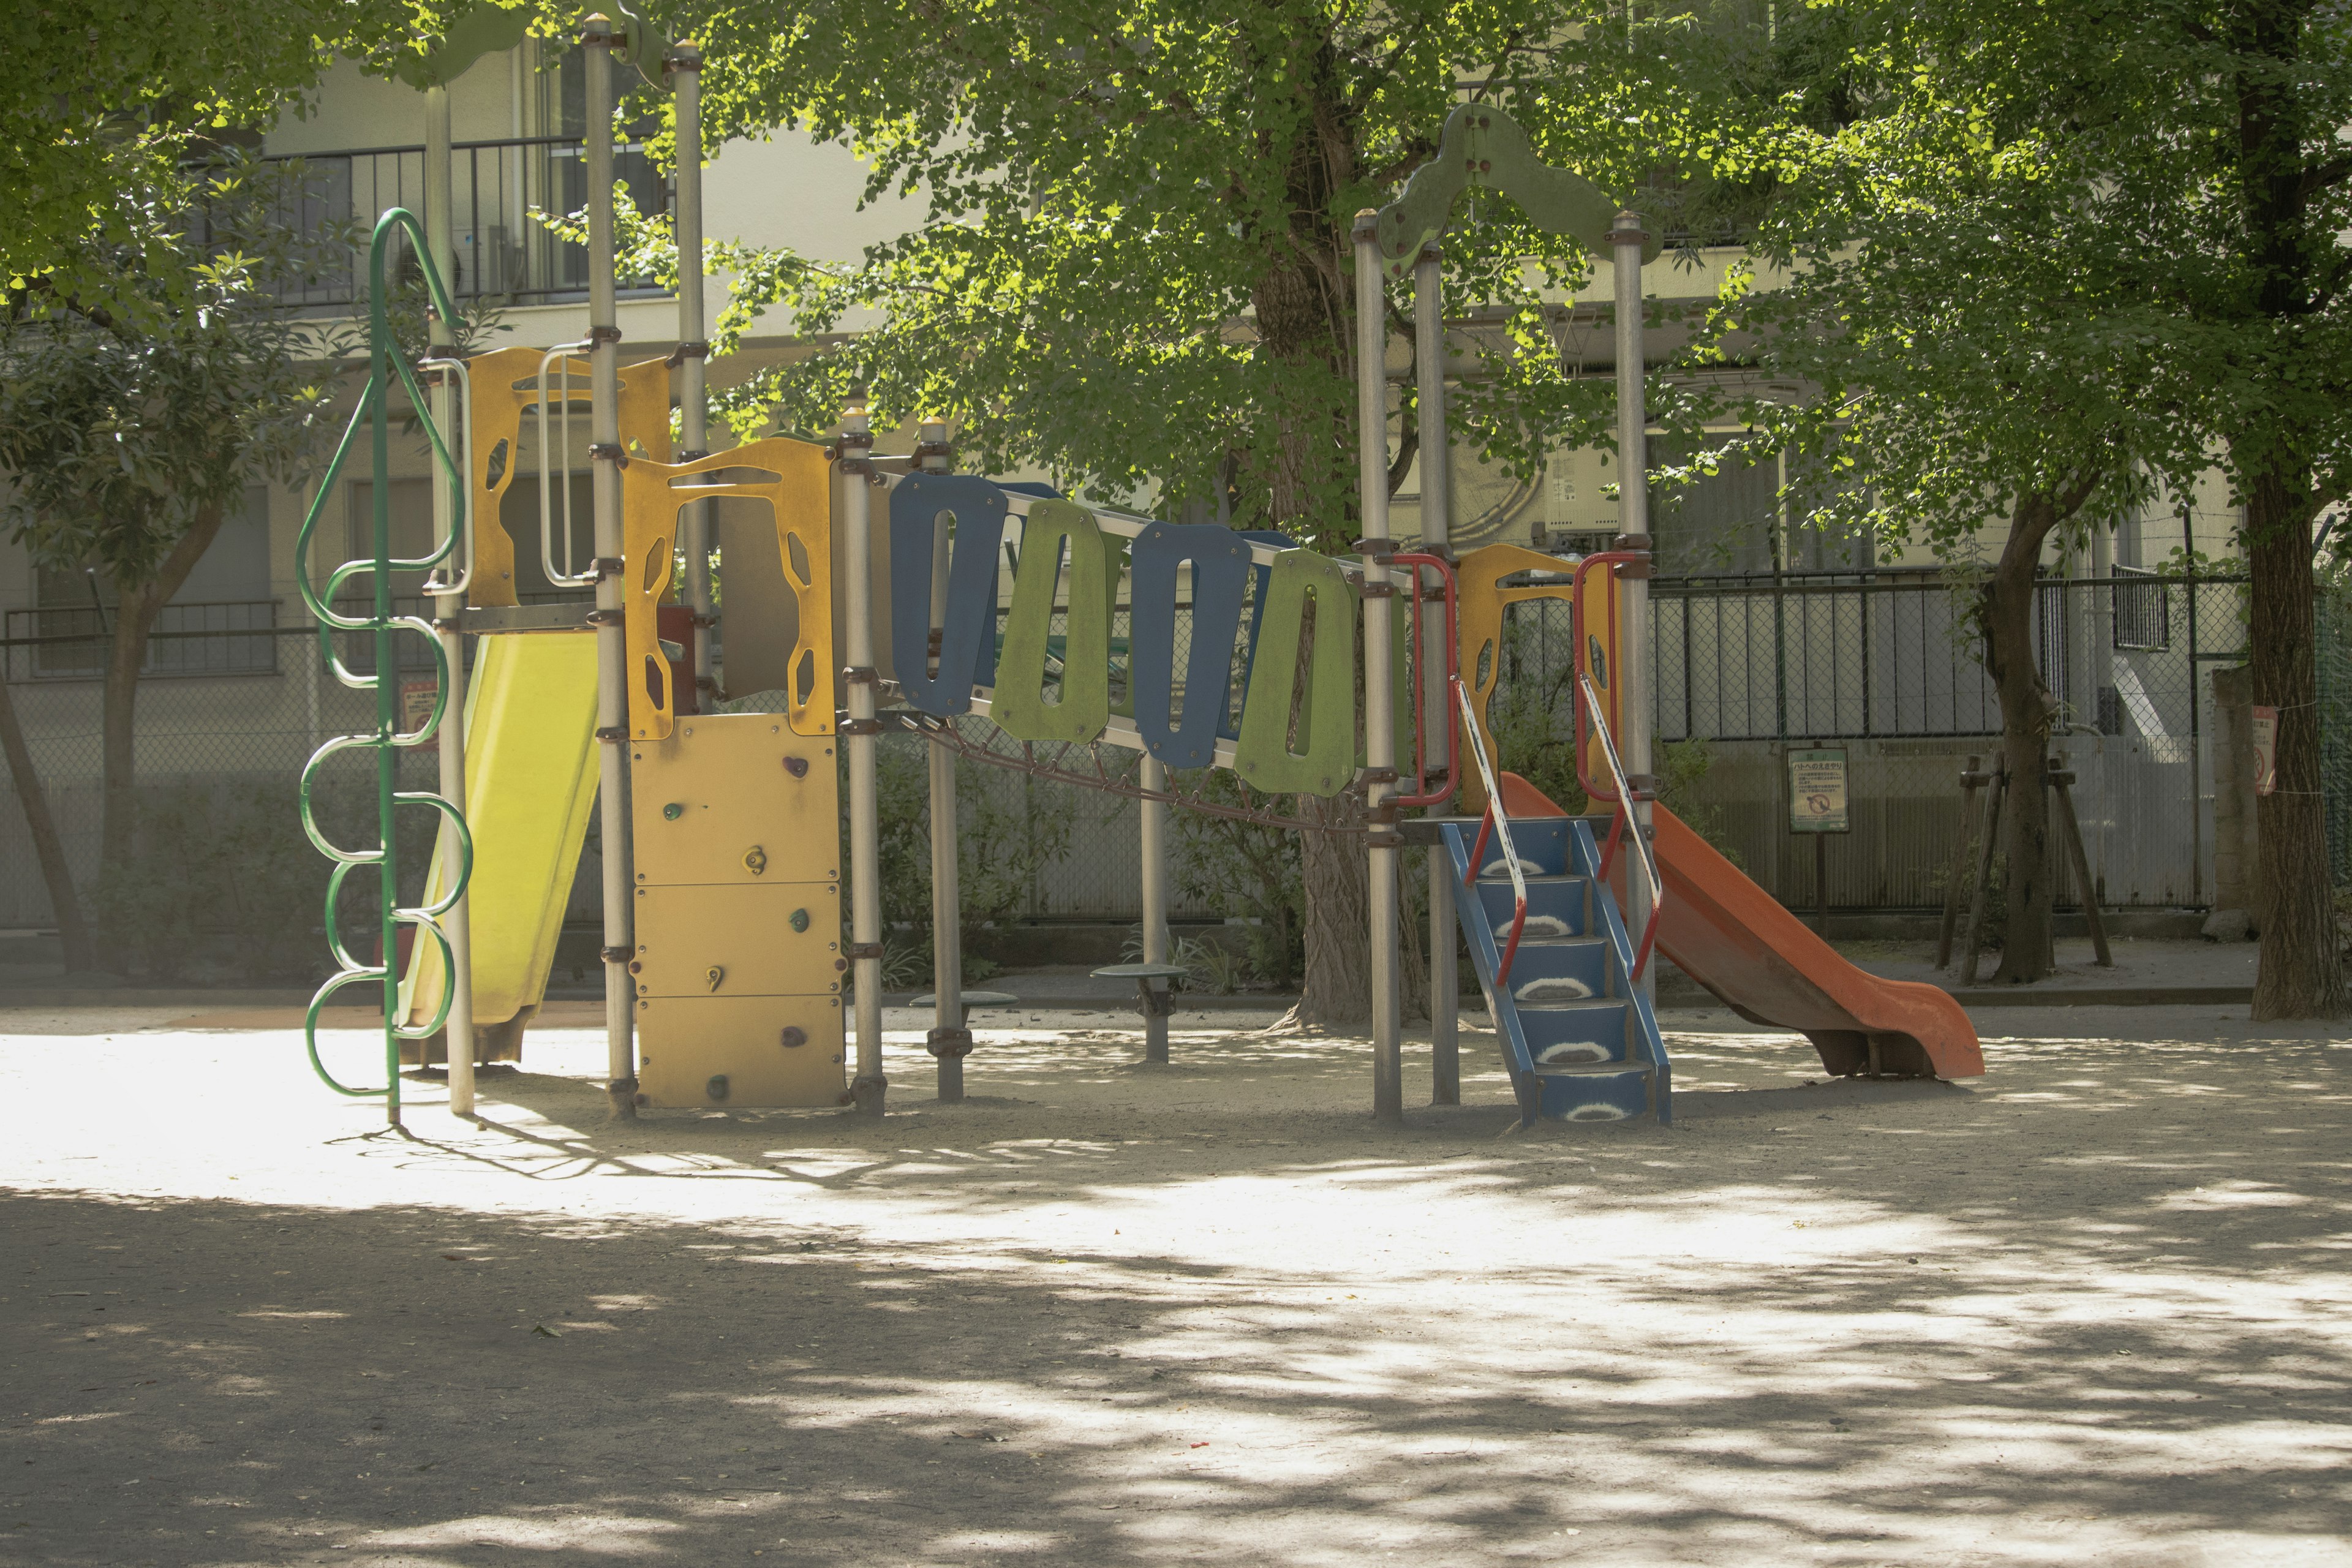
<box><xmin>453</xmin><ymin>225</ymin><xmax>516</xmax><ymax>298</ymax></box>
<box><xmin>1544</xmin><ymin>445</ymin><xmax>1624</xmax><ymax>534</ymax></box>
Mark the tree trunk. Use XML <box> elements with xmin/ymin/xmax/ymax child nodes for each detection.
<box><xmin>98</xmin><ymin>502</ymin><xmax>228</xmax><ymax>884</ymax></box>
<box><xmin>0</xmin><ymin>666</ymin><xmax>96</xmax><ymax>972</ymax></box>
<box><xmin>1980</xmin><ymin>495</ymin><xmax>2062</xmax><ymax>984</ymax></box>
<box><xmin>99</xmin><ymin>582</ymin><xmax>155</xmax><ymax>880</ymax></box>
<box><xmin>2224</xmin><ymin>2</ymin><xmax>2349</xmax><ymax>1019</ymax></box>
<box><xmin>1294</xmin><ymin>792</ymin><xmax>1371</xmax><ymax>1026</ymax></box>
<box><xmin>2244</xmin><ymin>469</ymin><xmax>2348</xmax><ymax>1017</ymax></box>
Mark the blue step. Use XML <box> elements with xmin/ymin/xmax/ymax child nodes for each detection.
<box><xmin>1518</xmin><ymin>993</ymin><xmax>1632</xmax><ymax>1066</ymax></box>
<box><xmin>1531</xmin><ymin>1059</ymin><xmax>1657</xmax><ymax>1121</ymax></box>
<box><xmin>1496</xmin><ymin>933</ymin><xmax>1613</xmax><ymax>1005</ymax></box>
<box><xmin>1472</xmin><ymin>875</ymin><xmax>1593</xmax><ymax>939</ymax></box>
<box><xmin>1442</xmin><ymin>814</ymin><xmax>1672</xmax><ymax>1126</ymax></box>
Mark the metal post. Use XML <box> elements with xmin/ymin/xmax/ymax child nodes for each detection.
<box><xmin>582</xmin><ymin>17</ymin><xmax>636</xmax><ymax>1117</ymax></box>
<box><xmin>1414</xmin><ymin>243</ymin><xmax>1458</xmax><ymax>1106</ymax></box>
<box><xmin>840</xmin><ymin>391</ymin><xmax>886</xmax><ymax>1118</ymax></box>
<box><xmin>1815</xmin><ymin>833</ymin><xmax>1829</xmax><ymax>937</ymax></box>
<box><xmin>669</xmin><ymin>41</ymin><xmax>716</xmax><ymax>709</ymax></box>
<box><xmin>1610</xmin><ymin>209</ymin><xmax>1656</xmax><ymax>1008</ymax></box>
<box><xmin>918</xmin><ymin>423</ymin><xmax>968</xmax><ymax>1100</ymax></box>
<box><xmin>1936</xmin><ymin>755</ymin><xmax>1984</xmax><ymax>969</ymax></box>
<box><xmin>1139</xmin><ymin>755</ymin><xmax>1171</xmax><ymax>1066</ymax></box>
<box><xmin>1354</xmin><ymin>211</ymin><xmax>1403</xmax><ymax>1123</ymax></box>
<box><xmin>1959</xmin><ymin>765</ymin><xmax>2006</xmax><ymax>987</ymax></box>
<box><xmin>424</xmin><ymin>83</ymin><xmax>477</xmax><ymax>1117</ymax></box>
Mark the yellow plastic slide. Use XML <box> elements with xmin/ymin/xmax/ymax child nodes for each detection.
<box><xmin>400</xmin><ymin>633</ymin><xmax>601</xmax><ymax>1061</ymax></box>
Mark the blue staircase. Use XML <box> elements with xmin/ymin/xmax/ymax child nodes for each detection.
<box><xmin>1441</xmin><ymin>815</ymin><xmax>1672</xmax><ymax>1125</ymax></box>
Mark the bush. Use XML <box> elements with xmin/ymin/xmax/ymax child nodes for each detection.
<box><xmin>858</xmin><ymin>729</ymin><xmax>1084</xmax><ymax>987</ymax></box>
<box><xmin>91</xmin><ymin>774</ymin><xmax>415</xmax><ymax>984</ymax></box>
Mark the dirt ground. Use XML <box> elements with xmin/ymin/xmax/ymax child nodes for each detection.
<box><xmin>2</xmin><ymin>1000</ymin><xmax>2348</xmax><ymax>1567</ymax></box>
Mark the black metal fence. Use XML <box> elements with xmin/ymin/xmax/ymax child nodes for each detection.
<box><xmin>258</xmin><ymin>137</ymin><xmax>674</xmax><ymax>311</ymax></box>
<box><xmin>1487</xmin><ymin>570</ymin><xmax>2251</xmax><ymax>910</ymax></box>
<box><xmin>0</xmin><ymin>571</ymin><xmax>2323</xmax><ymax>948</ymax></box>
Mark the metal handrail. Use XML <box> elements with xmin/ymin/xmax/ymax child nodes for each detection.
<box><xmin>1565</xmin><ymin>550</ymin><xmax>1664</xmax><ymax>981</ymax></box>
<box><xmin>1454</xmin><ymin>674</ymin><xmax>1530</xmax><ymax>986</ymax></box>
<box><xmin>537</xmin><ymin>341</ymin><xmax>595</xmax><ymax>586</ymax></box>
<box><xmin>417</xmin><ymin>356</ymin><xmax>475</xmax><ymax>598</ymax></box>
<box><xmin>1577</xmin><ymin>667</ymin><xmax>1664</xmax><ymax>981</ymax></box>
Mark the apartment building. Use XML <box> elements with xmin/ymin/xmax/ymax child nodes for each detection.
<box><xmin>0</xmin><ymin>43</ymin><xmax>2261</xmax><ymax>932</ymax></box>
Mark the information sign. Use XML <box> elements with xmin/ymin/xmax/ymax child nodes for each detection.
<box><xmin>1788</xmin><ymin>748</ymin><xmax>1850</xmax><ymax>834</ymax></box>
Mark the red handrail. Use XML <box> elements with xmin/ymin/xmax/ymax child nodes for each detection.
<box><xmin>1388</xmin><ymin>551</ymin><xmax>1459</xmax><ymax>810</ymax></box>
<box><xmin>1453</xmin><ymin>675</ymin><xmax>1529</xmax><ymax>985</ymax></box>
<box><xmin>1565</xmin><ymin>551</ymin><xmax>1665</xmax><ymax>981</ymax></box>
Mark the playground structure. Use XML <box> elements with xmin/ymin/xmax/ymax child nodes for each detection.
<box><xmin>292</xmin><ymin>30</ymin><xmax>1984</xmax><ymax>1131</ymax></box>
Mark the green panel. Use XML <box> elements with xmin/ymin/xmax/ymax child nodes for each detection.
<box><xmin>994</xmin><ymin>499</ymin><xmax>1111</xmax><ymax>744</ymax></box>
<box><xmin>1234</xmin><ymin>550</ymin><xmax>1359</xmax><ymax>797</ymax></box>
<box><xmin>1373</xmin><ymin>105</ymin><xmax>1660</xmax><ymax>279</ymax></box>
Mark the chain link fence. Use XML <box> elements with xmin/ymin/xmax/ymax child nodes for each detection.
<box><xmin>0</xmin><ymin>568</ymin><xmax>2291</xmax><ymax>979</ymax></box>
<box><xmin>1496</xmin><ymin>570</ymin><xmax>2250</xmax><ymax>912</ymax></box>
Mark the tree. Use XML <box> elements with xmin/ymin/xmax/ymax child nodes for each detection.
<box><xmin>635</xmin><ymin>0</ymin><xmax>1736</xmax><ymax>1024</ymax></box>
<box><xmin>0</xmin><ymin>150</ymin><xmax>344</xmax><ymax>921</ymax></box>
<box><xmin>0</xmin><ymin>0</ymin><xmax>431</xmax><ymax>318</ymax></box>
<box><xmin>1740</xmin><ymin>0</ymin><xmax>2351</xmax><ymax>1014</ymax></box>
<box><xmin>1725</xmin><ymin>9</ymin><xmax>2185</xmax><ymax>983</ymax></box>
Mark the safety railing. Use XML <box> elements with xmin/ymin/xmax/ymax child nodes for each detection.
<box><xmin>1569</xmin><ymin>548</ymin><xmax>1664</xmax><ymax>981</ymax></box>
<box><xmin>1455</xmin><ymin>674</ymin><xmax>1531</xmax><ymax>986</ymax></box>
<box><xmin>290</xmin><ymin>208</ymin><xmax>474</xmax><ymax>1125</ymax></box>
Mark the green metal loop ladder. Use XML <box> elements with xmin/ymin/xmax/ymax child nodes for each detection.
<box><xmin>292</xmin><ymin>209</ymin><xmax>476</xmax><ymax>1123</ymax></box>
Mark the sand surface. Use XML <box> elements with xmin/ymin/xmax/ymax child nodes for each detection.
<box><xmin>2</xmin><ymin>1001</ymin><xmax>2348</xmax><ymax>1566</ymax></box>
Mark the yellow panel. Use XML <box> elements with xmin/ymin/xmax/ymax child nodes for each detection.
<box><xmin>402</xmin><ymin>632</ymin><xmax>601</xmax><ymax>1035</ymax></box>
<box><xmin>637</xmin><ymin>995</ymin><xmax>847</xmax><ymax>1108</ymax></box>
<box><xmin>620</xmin><ymin>437</ymin><xmax>834</xmax><ymax>741</ymax></box>
<box><xmin>630</xmin><ymin>713</ymin><xmax>840</xmax><ymax>887</ymax></box>
<box><xmin>1572</xmin><ymin>556</ymin><xmax>1624</xmax><ymax>792</ymax></box>
<box><xmin>1455</xmin><ymin>543</ymin><xmax>1585</xmax><ymax>813</ymax></box>
<box><xmin>463</xmin><ymin>346</ymin><xmax>673</xmax><ymax>608</ymax></box>
<box><xmin>632</xmin><ymin>882</ymin><xmax>843</xmax><ymax>999</ymax></box>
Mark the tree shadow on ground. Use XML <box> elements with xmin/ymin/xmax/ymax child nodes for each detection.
<box><xmin>5</xmin><ymin>1011</ymin><xmax>2350</xmax><ymax>1564</ymax></box>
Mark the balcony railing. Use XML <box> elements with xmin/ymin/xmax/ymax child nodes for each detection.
<box><xmin>260</xmin><ymin>136</ymin><xmax>675</xmax><ymax>311</ymax></box>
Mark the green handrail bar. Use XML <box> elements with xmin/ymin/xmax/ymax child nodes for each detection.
<box><xmin>292</xmin><ymin>208</ymin><xmax>475</xmax><ymax>1124</ymax></box>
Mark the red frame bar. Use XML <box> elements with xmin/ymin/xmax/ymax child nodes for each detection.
<box><xmin>1452</xmin><ymin>673</ymin><xmax>1529</xmax><ymax>987</ymax></box>
<box><xmin>1388</xmin><ymin>551</ymin><xmax>1460</xmax><ymax>810</ymax></box>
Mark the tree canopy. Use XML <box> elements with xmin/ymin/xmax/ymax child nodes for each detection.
<box><xmin>638</xmin><ymin>0</ymin><xmax>1757</xmax><ymax>545</ymax></box>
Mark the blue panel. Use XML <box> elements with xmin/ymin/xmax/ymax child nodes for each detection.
<box><xmin>1222</xmin><ymin>530</ymin><xmax>1294</xmax><ymax>741</ymax></box>
<box><xmin>889</xmin><ymin>474</ymin><xmax>1009</xmax><ymax>715</ymax></box>
<box><xmin>1129</xmin><ymin>521</ymin><xmax>1252</xmax><ymax>769</ymax></box>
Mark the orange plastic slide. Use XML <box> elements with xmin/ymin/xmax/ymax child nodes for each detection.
<box><xmin>1494</xmin><ymin>772</ymin><xmax>1981</xmax><ymax>1078</ymax></box>
<box><xmin>1645</xmin><ymin>804</ymin><xmax>1983</xmax><ymax>1079</ymax></box>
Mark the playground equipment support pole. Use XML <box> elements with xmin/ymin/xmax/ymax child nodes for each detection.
<box><xmin>583</xmin><ymin>16</ymin><xmax>636</xmax><ymax>1115</ymax></box>
<box><xmin>669</xmin><ymin>41</ymin><xmax>716</xmax><ymax>706</ymax></box>
<box><xmin>424</xmin><ymin>83</ymin><xmax>477</xmax><ymax>1116</ymax></box>
<box><xmin>1414</xmin><ymin>241</ymin><xmax>1458</xmax><ymax>1106</ymax></box>
<box><xmin>1139</xmin><ymin>755</ymin><xmax>1171</xmax><ymax>1066</ymax></box>
<box><xmin>1354</xmin><ymin>211</ymin><xmax>1403</xmax><ymax>1123</ymax></box>
<box><xmin>1610</xmin><ymin>209</ymin><xmax>1656</xmax><ymax>1009</ymax></box>
<box><xmin>842</xmin><ymin>394</ymin><xmax>886</xmax><ymax>1118</ymax></box>
<box><xmin>921</xmin><ymin>424</ymin><xmax>967</xmax><ymax>1101</ymax></box>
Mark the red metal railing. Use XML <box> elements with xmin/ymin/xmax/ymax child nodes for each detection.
<box><xmin>1454</xmin><ymin>674</ymin><xmax>1530</xmax><ymax>986</ymax></box>
<box><xmin>1568</xmin><ymin>551</ymin><xmax>1664</xmax><ymax>981</ymax></box>
<box><xmin>1389</xmin><ymin>551</ymin><xmax>1460</xmax><ymax>809</ymax></box>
